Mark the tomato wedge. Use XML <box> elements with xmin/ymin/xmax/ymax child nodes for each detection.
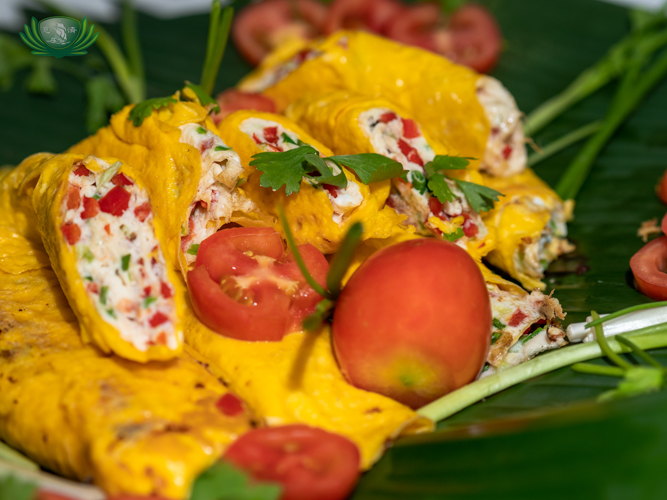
<box><xmin>224</xmin><ymin>425</ymin><xmax>360</xmax><ymax>500</ymax></box>
<box><xmin>323</xmin><ymin>0</ymin><xmax>406</xmax><ymax>35</ymax></box>
<box><xmin>384</xmin><ymin>2</ymin><xmax>501</xmax><ymax>73</ymax></box>
<box><xmin>212</xmin><ymin>90</ymin><xmax>277</xmax><ymax>124</ymax></box>
<box><xmin>232</xmin><ymin>0</ymin><xmax>327</xmax><ymax>65</ymax></box>
<box><xmin>187</xmin><ymin>227</ymin><xmax>329</xmax><ymax>341</ymax></box>
<box><xmin>630</xmin><ymin>235</ymin><xmax>667</xmax><ymax>300</ymax></box>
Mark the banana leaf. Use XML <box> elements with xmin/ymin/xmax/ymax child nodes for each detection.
<box><xmin>2</xmin><ymin>0</ymin><xmax>667</xmax><ymax>497</ymax></box>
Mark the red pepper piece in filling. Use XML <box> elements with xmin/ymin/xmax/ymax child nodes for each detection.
<box><xmin>323</xmin><ymin>184</ymin><xmax>339</xmax><ymax>198</ymax></box>
<box><xmin>161</xmin><ymin>281</ymin><xmax>173</xmax><ymax>299</ymax></box>
<box><xmin>73</xmin><ymin>165</ymin><xmax>91</xmax><ymax>177</ymax></box>
<box><xmin>462</xmin><ymin>212</ymin><xmax>479</xmax><ymax>238</ymax></box>
<box><xmin>379</xmin><ymin>112</ymin><xmax>397</xmax><ymax>123</ymax></box>
<box><xmin>61</xmin><ymin>223</ymin><xmax>81</xmax><ymax>245</ymax></box>
<box><xmin>134</xmin><ymin>202</ymin><xmax>151</xmax><ymax>222</ymax></box>
<box><xmin>82</xmin><ymin>197</ymin><xmax>100</xmax><ymax>219</ymax></box>
<box><xmin>149</xmin><ymin>311</ymin><xmax>169</xmax><ymax>327</ymax></box>
<box><xmin>402</xmin><ymin>118</ymin><xmax>420</xmax><ymax>139</ymax></box>
<box><xmin>99</xmin><ymin>186</ymin><xmax>131</xmax><ymax>216</ymax></box>
<box><xmin>508</xmin><ymin>309</ymin><xmax>527</xmax><ymax>327</ymax></box>
<box><xmin>111</xmin><ymin>173</ymin><xmax>133</xmax><ymax>186</ymax></box>
<box><xmin>398</xmin><ymin>138</ymin><xmax>423</xmax><ymax>166</ymax></box>
<box><xmin>143</xmin><ymin>286</ymin><xmax>152</xmax><ymax>298</ymax></box>
<box><xmin>429</xmin><ymin>196</ymin><xmax>443</xmax><ymax>215</ymax></box>
<box><xmin>263</xmin><ymin>126</ymin><xmax>279</xmax><ymax>144</ymax></box>
<box><xmin>252</xmin><ymin>133</ymin><xmax>262</xmax><ymax>144</ymax></box>
<box><xmin>216</xmin><ymin>393</ymin><xmax>244</xmax><ymax>416</ymax></box>
<box><xmin>502</xmin><ymin>144</ymin><xmax>513</xmax><ymax>160</ymax></box>
<box><xmin>66</xmin><ymin>186</ymin><xmax>81</xmax><ymax>210</ymax></box>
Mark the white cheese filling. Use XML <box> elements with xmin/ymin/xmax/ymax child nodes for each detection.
<box><xmin>179</xmin><ymin>124</ymin><xmax>256</xmax><ymax>265</ymax></box>
<box><xmin>63</xmin><ymin>157</ymin><xmax>178</xmax><ymax>352</ymax></box>
<box><xmin>241</xmin><ymin>49</ymin><xmax>322</xmax><ymax>93</ymax></box>
<box><xmin>476</xmin><ymin>76</ymin><xmax>526</xmax><ymax>178</ymax></box>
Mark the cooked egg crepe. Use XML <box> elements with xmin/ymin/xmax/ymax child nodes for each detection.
<box><xmin>69</xmin><ymin>92</ymin><xmax>255</xmax><ymax>273</ymax></box>
<box><xmin>239</xmin><ymin>30</ymin><xmax>526</xmax><ymax>177</ymax></box>
<box><xmin>286</xmin><ymin>91</ymin><xmax>496</xmax><ymax>260</ymax></box>
<box><xmin>183</xmin><ymin>311</ymin><xmax>434</xmax><ymax>469</ymax></box>
<box><xmin>481</xmin><ymin>169</ymin><xmax>575</xmax><ymax>291</ymax></box>
<box><xmin>216</xmin><ymin>110</ymin><xmax>405</xmax><ymax>254</ymax></box>
<box><xmin>19</xmin><ymin>153</ymin><xmax>185</xmax><ymax>362</ymax></box>
<box><xmin>0</xmin><ymin>173</ymin><xmax>255</xmax><ymax>498</ymax></box>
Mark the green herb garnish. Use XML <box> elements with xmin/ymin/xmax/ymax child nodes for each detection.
<box><xmin>121</xmin><ymin>254</ymin><xmax>131</xmax><ymax>271</ymax></box>
<box><xmin>82</xmin><ymin>247</ymin><xmax>95</xmax><ymax>262</ymax></box>
<box><xmin>251</xmin><ymin>146</ymin><xmax>403</xmax><ymax>196</ymax></box>
<box><xmin>128</xmin><ymin>96</ymin><xmax>178</xmax><ymax>126</ymax></box>
<box><xmin>493</xmin><ymin>318</ymin><xmax>505</xmax><ymax>330</ymax></box>
<box><xmin>454</xmin><ymin>179</ymin><xmax>503</xmax><ymax>214</ymax></box>
<box><xmin>410</xmin><ymin>170</ymin><xmax>427</xmax><ymax>194</ymax></box>
<box><xmin>100</xmin><ymin>286</ymin><xmax>109</xmax><ymax>305</ymax></box>
<box><xmin>187</xmin><ymin>244</ymin><xmax>200</xmax><ymax>256</ymax></box>
<box><xmin>196</xmin><ymin>126</ymin><xmax>207</xmax><ymax>135</ymax></box>
<box><xmin>84</xmin><ymin>276</ymin><xmax>93</xmax><ymax>282</ymax></box>
<box><xmin>143</xmin><ymin>296</ymin><xmax>157</xmax><ymax>308</ymax></box>
<box><xmin>0</xmin><ymin>475</ymin><xmax>37</xmax><ymax>500</ymax></box>
<box><xmin>491</xmin><ymin>331</ymin><xmax>502</xmax><ymax>345</ymax></box>
<box><xmin>190</xmin><ymin>461</ymin><xmax>281</xmax><ymax>500</ymax></box>
<box><xmin>215</xmin><ymin>145</ymin><xmax>231</xmax><ymax>151</ymax></box>
<box><xmin>184</xmin><ymin>81</ymin><xmax>220</xmax><ymax>114</ymax></box>
<box><xmin>441</xmin><ymin>227</ymin><xmax>464</xmax><ymax>242</ymax></box>
<box><xmin>427</xmin><ymin>174</ymin><xmax>458</xmax><ymax>204</ymax></box>
<box><xmin>106</xmin><ymin>308</ymin><xmax>116</xmax><ymax>318</ymax></box>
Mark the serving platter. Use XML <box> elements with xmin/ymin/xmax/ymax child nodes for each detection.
<box><xmin>1</xmin><ymin>0</ymin><xmax>667</xmax><ymax>497</ymax></box>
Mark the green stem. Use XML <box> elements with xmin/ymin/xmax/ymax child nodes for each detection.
<box><xmin>200</xmin><ymin>4</ymin><xmax>233</xmax><ymax>95</ymax></box>
<box><xmin>585</xmin><ymin>301</ymin><xmax>667</xmax><ymax>328</ymax></box>
<box><xmin>571</xmin><ymin>363</ymin><xmax>626</xmax><ymax>377</ymax></box>
<box><xmin>555</xmin><ymin>46</ymin><xmax>667</xmax><ymax>200</ymax></box>
<box><xmin>326</xmin><ymin>222</ymin><xmax>363</xmax><ymax>298</ymax></box>
<box><xmin>278</xmin><ymin>205</ymin><xmax>334</xmax><ymax>301</ymax></box>
<box><xmin>417</xmin><ymin>322</ymin><xmax>667</xmax><ymax>422</ymax></box>
<box><xmin>121</xmin><ymin>0</ymin><xmax>145</xmax><ymax>97</ymax></box>
<box><xmin>0</xmin><ymin>441</ymin><xmax>38</xmax><ymax>471</ymax></box>
<box><xmin>527</xmin><ymin>121</ymin><xmax>601</xmax><ymax>167</ymax></box>
<box><xmin>616</xmin><ymin>335</ymin><xmax>664</xmax><ymax>368</ymax></box>
<box><xmin>592</xmin><ymin>310</ymin><xmax>633</xmax><ymax>370</ymax></box>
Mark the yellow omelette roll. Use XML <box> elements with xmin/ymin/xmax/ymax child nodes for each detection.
<box><xmin>239</xmin><ymin>30</ymin><xmax>526</xmax><ymax>177</ymax></box>
<box><xmin>183</xmin><ymin>311</ymin><xmax>433</xmax><ymax>470</ymax></box>
<box><xmin>0</xmin><ymin>178</ymin><xmax>255</xmax><ymax>498</ymax></box>
<box><xmin>217</xmin><ymin>110</ymin><xmax>405</xmax><ymax>254</ymax></box>
<box><xmin>286</xmin><ymin>91</ymin><xmax>496</xmax><ymax>260</ymax></box>
<box><xmin>481</xmin><ymin>169</ymin><xmax>575</xmax><ymax>291</ymax></box>
<box><xmin>69</xmin><ymin>91</ymin><xmax>255</xmax><ymax>274</ymax></box>
<box><xmin>20</xmin><ymin>153</ymin><xmax>185</xmax><ymax>362</ymax></box>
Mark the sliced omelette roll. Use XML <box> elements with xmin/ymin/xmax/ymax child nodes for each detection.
<box><xmin>287</xmin><ymin>91</ymin><xmax>496</xmax><ymax>260</ymax></box>
<box><xmin>31</xmin><ymin>153</ymin><xmax>183</xmax><ymax>362</ymax></box>
<box><xmin>217</xmin><ymin>110</ymin><xmax>405</xmax><ymax>254</ymax></box>
<box><xmin>239</xmin><ymin>30</ymin><xmax>526</xmax><ymax>177</ymax></box>
<box><xmin>69</xmin><ymin>90</ymin><xmax>255</xmax><ymax>273</ymax></box>
<box><xmin>481</xmin><ymin>169</ymin><xmax>575</xmax><ymax>291</ymax></box>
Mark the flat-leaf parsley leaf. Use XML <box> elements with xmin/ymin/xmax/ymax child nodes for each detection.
<box><xmin>129</xmin><ymin>96</ymin><xmax>178</xmax><ymax>126</ymax></box>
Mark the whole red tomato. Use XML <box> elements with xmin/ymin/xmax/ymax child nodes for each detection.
<box><xmin>332</xmin><ymin>238</ymin><xmax>491</xmax><ymax>409</ymax></box>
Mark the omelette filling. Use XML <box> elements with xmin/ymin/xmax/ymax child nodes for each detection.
<box><xmin>359</xmin><ymin>108</ymin><xmax>487</xmax><ymax>245</ymax></box>
<box><xmin>179</xmin><ymin>124</ymin><xmax>256</xmax><ymax>264</ymax></box>
<box><xmin>61</xmin><ymin>159</ymin><xmax>178</xmax><ymax>351</ymax></box>
<box><xmin>482</xmin><ymin>285</ymin><xmax>567</xmax><ymax>376</ymax></box>
<box><xmin>476</xmin><ymin>76</ymin><xmax>526</xmax><ymax>178</ymax></box>
<box><xmin>242</xmin><ymin>48</ymin><xmax>323</xmax><ymax>93</ymax></box>
<box><xmin>240</xmin><ymin>117</ymin><xmax>363</xmax><ymax>224</ymax></box>
<box><xmin>514</xmin><ymin>198</ymin><xmax>575</xmax><ymax>280</ymax></box>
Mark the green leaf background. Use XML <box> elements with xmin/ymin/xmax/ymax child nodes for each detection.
<box><xmin>2</xmin><ymin>0</ymin><xmax>667</xmax><ymax>497</ymax></box>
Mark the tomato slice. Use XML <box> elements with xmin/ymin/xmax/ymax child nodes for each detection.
<box><xmin>188</xmin><ymin>227</ymin><xmax>329</xmax><ymax>341</ymax></box>
<box><xmin>224</xmin><ymin>425</ymin><xmax>360</xmax><ymax>500</ymax></box>
<box><xmin>233</xmin><ymin>0</ymin><xmax>327</xmax><ymax>65</ymax></box>
<box><xmin>323</xmin><ymin>0</ymin><xmax>406</xmax><ymax>35</ymax></box>
<box><xmin>213</xmin><ymin>90</ymin><xmax>277</xmax><ymax>124</ymax></box>
<box><xmin>384</xmin><ymin>2</ymin><xmax>501</xmax><ymax>73</ymax></box>
<box><xmin>630</xmin><ymin>235</ymin><xmax>667</xmax><ymax>300</ymax></box>
<box><xmin>658</xmin><ymin>170</ymin><xmax>667</xmax><ymax>204</ymax></box>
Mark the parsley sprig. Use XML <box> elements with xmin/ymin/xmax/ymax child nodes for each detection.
<box><xmin>250</xmin><ymin>146</ymin><xmax>404</xmax><ymax>196</ymax></box>
<box><xmin>190</xmin><ymin>461</ymin><xmax>281</xmax><ymax>500</ymax></box>
<box><xmin>422</xmin><ymin>156</ymin><xmax>502</xmax><ymax>214</ymax></box>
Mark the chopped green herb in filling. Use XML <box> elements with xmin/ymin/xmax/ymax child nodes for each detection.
<box><xmin>196</xmin><ymin>126</ymin><xmax>207</xmax><ymax>134</ymax></box>
<box><xmin>82</xmin><ymin>247</ymin><xmax>95</xmax><ymax>262</ymax></box>
<box><xmin>144</xmin><ymin>296</ymin><xmax>157</xmax><ymax>308</ymax></box>
<box><xmin>187</xmin><ymin>244</ymin><xmax>200</xmax><ymax>256</ymax></box>
<box><xmin>121</xmin><ymin>254</ymin><xmax>131</xmax><ymax>271</ymax></box>
<box><xmin>214</xmin><ymin>145</ymin><xmax>231</xmax><ymax>151</ymax></box>
<box><xmin>493</xmin><ymin>318</ymin><xmax>505</xmax><ymax>330</ymax></box>
<box><xmin>100</xmin><ymin>286</ymin><xmax>109</xmax><ymax>305</ymax></box>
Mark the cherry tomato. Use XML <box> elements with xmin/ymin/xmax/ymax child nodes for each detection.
<box><xmin>657</xmin><ymin>170</ymin><xmax>667</xmax><ymax>204</ymax></box>
<box><xmin>224</xmin><ymin>425</ymin><xmax>360</xmax><ymax>500</ymax></box>
<box><xmin>187</xmin><ymin>227</ymin><xmax>329</xmax><ymax>341</ymax></box>
<box><xmin>323</xmin><ymin>0</ymin><xmax>406</xmax><ymax>35</ymax></box>
<box><xmin>630</xmin><ymin>235</ymin><xmax>667</xmax><ymax>300</ymax></box>
<box><xmin>332</xmin><ymin>238</ymin><xmax>491</xmax><ymax>409</ymax></box>
<box><xmin>232</xmin><ymin>0</ymin><xmax>327</xmax><ymax>65</ymax></box>
<box><xmin>385</xmin><ymin>2</ymin><xmax>501</xmax><ymax>73</ymax></box>
<box><xmin>212</xmin><ymin>90</ymin><xmax>277</xmax><ymax>124</ymax></box>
